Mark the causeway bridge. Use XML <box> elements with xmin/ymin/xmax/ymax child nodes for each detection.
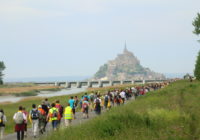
<box><xmin>34</xmin><ymin>79</ymin><xmax>167</xmax><ymax>88</ymax></box>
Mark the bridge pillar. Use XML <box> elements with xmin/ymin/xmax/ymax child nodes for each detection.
<box><xmin>143</xmin><ymin>80</ymin><xmax>146</xmax><ymax>84</ymax></box>
<box><xmin>77</xmin><ymin>82</ymin><xmax>82</xmax><ymax>88</ymax></box>
<box><xmin>120</xmin><ymin>81</ymin><xmax>123</xmax><ymax>85</ymax></box>
<box><xmin>55</xmin><ymin>82</ymin><xmax>58</xmax><ymax>86</ymax></box>
<box><xmin>66</xmin><ymin>82</ymin><xmax>71</xmax><ymax>88</ymax></box>
<box><xmin>88</xmin><ymin>82</ymin><xmax>92</xmax><ymax>88</ymax></box>
<box><xmin>99</xmin><ymin>81</ymin><xmax>103</xmax><ymax>88</ymax></box>
<box><xmin>132</xmin><ymin>81</ymin><xmax>135</xmax><ymax>84</ymax></box>
<box><xmin>110</xmin><ymin>81</ymin><xmax>114</xmax><ymax>86</ymax></box>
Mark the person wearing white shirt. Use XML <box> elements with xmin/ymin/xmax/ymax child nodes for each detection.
<box><xmin>13</xmin><ymin>106</ymin><xmax>27</xmax><ymax>140</ymax></box>
<box><xmin>120</xmin><ymin>90</ymin><xmax>126</xmax><ymax>104</ymax></box>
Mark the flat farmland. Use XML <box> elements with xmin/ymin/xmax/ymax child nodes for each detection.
<box><xmin>0</xmin><ymin>85</ymin><xmax>61</xmax><ymax>96</ymax></box>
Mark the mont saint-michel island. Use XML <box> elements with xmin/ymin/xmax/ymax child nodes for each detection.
<box><xmin>93</xmin><ymin>45</ymin><xmax>165</xmax><ymax>81</ymax></box>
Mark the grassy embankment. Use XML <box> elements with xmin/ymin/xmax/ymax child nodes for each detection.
<box><xmin>0</xmin><ymin>84</ymin><xmax>133</xmax><ymax>134</ymax></box>
<box><xmin>44</xmin><ymin>80</ymin><xmax>200</xmax><ymax>140</ymax></box>
<box><xmin>0</xmin><ymin>83</ymin><xmax>62</xmax><ymax>96</ymax></box>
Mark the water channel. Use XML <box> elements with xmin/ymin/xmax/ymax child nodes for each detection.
<box><xmin>0</xmin><ymin>87</ymin><xmax>87</xmax><ymax>103</ymax></box>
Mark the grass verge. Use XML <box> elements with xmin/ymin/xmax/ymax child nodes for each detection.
<box><xmin>44</xmin><ymin>80</ymin><xmax>200</xmax><ymax>140</ymax></box>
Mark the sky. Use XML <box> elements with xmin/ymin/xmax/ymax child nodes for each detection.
<box><xmin>0</xmin><ymin>0</ymin><xmax>200</xmax><ymax>80</ymax></box>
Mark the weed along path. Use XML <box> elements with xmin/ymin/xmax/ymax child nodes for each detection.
<box><xmin>4</xmin><ymin>97</ymin><xmax>135</xmax><ymax>140</ymax></box>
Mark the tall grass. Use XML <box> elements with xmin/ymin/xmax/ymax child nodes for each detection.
<box><xmin>44</xmin><ymin>80</ymin><xmax>200</xmax><ymax>140</ymax></box>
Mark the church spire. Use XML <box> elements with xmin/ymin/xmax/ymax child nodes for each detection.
<box><xmin>124</xmin><ymin>41</ymin><xmax>128</xmax><ymax>53</ymax></box>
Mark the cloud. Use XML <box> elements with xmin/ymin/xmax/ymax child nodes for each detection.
<box><xmin>66</xmin><ymin>0</ymin><xmax>107</xmax><ymax>14</ymax></box>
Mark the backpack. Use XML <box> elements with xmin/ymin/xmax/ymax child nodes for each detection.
<box><xmin>105</xmin><ymin>96</ymin><xmax>109</xmax><ymax>102</ymax></box>
<box><xmin>14</xmin><ymin>112</ymin><xmax>24</xmax><ymax>124</ymax></box>
<box><xmin>95</xmin><ymin>99</ymin><xmax>100</xmax><ymax>109</ymax></box>
<box><xmin>82</xmin><ymin>102</ymin><xmax>88</xmax><ymax>109</ymax></box>
<box><xmin>38</xmin><ymin>109</ymin><xmax>46</xmax><ymax>121</ymax></box>
<box><xmin>60</xmin><ymin>106</ymin><xmax>64</xmax><ymax>117</ymax></box>
<box><xmin>116</xmin><ymin>96</ymin><xmax>120</xmax><ymax>103</ymax></box>
<box><xmin>42</xmin><ymin>104</ymin><xmax>49</xmax><ymax>114</ymax></box>
<box><xmin>0</xmin><ymin>112</ymin><xmax>3</xmax><ymax>126</ymax></box>
<box><xmin>96</xmin><ymin>99</ymin><xmax>100</xmax><ymax>106</ymax></box>
<box><xmin>31</xmin><ymin>110</ymin><xmax>39</xmax><ymax>120</ymax></box>
<box><xmin>52</xmin><ymin>109</ymin><xmax>58</xmax><ymax>118</ymax></box>
<box><xmin>55</xmin><ymin>104</ymin><xmax>63</xmax><ymax>116</ymax></box>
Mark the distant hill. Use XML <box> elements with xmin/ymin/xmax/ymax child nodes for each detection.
<box><xmin>93</xmin><ymin>45</ymin><xmax>165</xmax><ymax>81</ymax></box>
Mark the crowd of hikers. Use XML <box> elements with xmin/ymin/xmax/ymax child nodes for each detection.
<box><xmin>0</xmin><ymin>82</ymin><xmax>169</xmax><ymax>140</ymax></box>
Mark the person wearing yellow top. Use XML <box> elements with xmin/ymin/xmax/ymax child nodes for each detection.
<box><xmin>47</xmin><ymin>103</ymin><xmax>60</xmax><ymax>131</ymax></box>
<box><xmin>64</xmin><ymin>103</ymin><xmax>73</xmax><ymax>127</ymax></box>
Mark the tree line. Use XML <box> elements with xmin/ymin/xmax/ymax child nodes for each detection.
<box><xmin>193</xmin><ymin>13</ymin><xmax>200</xmax><ymax>80</ymax></box>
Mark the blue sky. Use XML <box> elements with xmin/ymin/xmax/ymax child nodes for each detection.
<box><xmin>0</xmin><ymin>0</ymin><xmax>199</xmax><ymax>79</ymax></box>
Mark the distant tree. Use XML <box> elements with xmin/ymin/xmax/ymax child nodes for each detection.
<box><xmin>193</xmin><ymin>13</ymin><xmax>200</xmax><ymax>36</ymax></box>
<box><xmin>194</xmin><ymin>51</ymin><xmax>200</xmax><ymax>80</ymax></box>
<box><xmin>193</xmin><ymin>13</ymin><xmax>200</xmax><ymax>80</ymax></box>
<box><xmin>0</xmin><ymin>61</ymin><xmax>6</xmax><ymax>85</ymax></box>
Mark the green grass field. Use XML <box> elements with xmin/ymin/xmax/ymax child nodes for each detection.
<box><xmin>44</xmin><ymin>80</ymin><xmax>200</xmax><ymax>140</ymax></box>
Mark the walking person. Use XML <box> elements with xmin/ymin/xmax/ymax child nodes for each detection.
<box><xmin>114</xmin><ymin>94</ymin><xmax>121</xmax><ymax>106</ymax></box>
<box><xmin>44</xmin><ymin>98</ymin><xmax>50</xmax><ymax>108</ymax></box>
<box><xmin>13</xmin><ymin>106</ymin><xmax>27</xmax><ymax>140</ymax></box>
<box><xmin>38</xmin><ymin>105</ymin><xmax>46</xmax><ymax>134</ymax></box>
<box><xmin>47</xmin><ymin>103</ymin><xmax>60</xmax><ymax>131</ymax></box>
<box><xmin>82</xmin><ymin>97</ymin><xmax>89</xmax><ymax>119</ymax></box>
<box><xmin>74</xmin><ymin>96</ymin><xmax>79</xmax><ymax>108</ymax></box>
<box><xmin>94</xmin><ymin>95</ymin><xmax>101</xmax><ymax>115</ymax></box>
<box><xmin>79</xmin><ymin>96</ymin><xmax>84</xmax><ymax>109</ymax></box>
<box><xmin>100</xmin><ymin>95</ymin><xmax>104</xmax><ymax>110</ymax></box>
<box><xmin>104</xmin><ymin>94</ymin><xmax>109</xmax><ymax>109</ymax></box>
<box><xmin>41</xmin><ymin>101</ymin><xmax>49</xmax><ymax>132</ymax></box>
<box><xmin>0</xmin><ymin>109</ymin><xmax>7</xmax><ymax>140</ymax></box>
<box><xmin>68</xmin><ymin>97</ymin><xmax>76</xmax><ymax>119</ymax></box>
<box><xmin>55</xmin><ymin>100</ymin><xmax>64</xmax><ymax>127</ymax></box>
<box><xmin>22</xmin><ymin>107</ymin><xmax>28</xmax><ymax>137</ymax></box>
<box><xmin>64</xmin><ymin>103</ymin><xmax>73</xmax><ymax>127</ymax></box>
<box><xmin>29</xmin><ymin>104</ymin><xmax>39</xmax><ymax>138</ymax></box>
<box><xmin>120</xmin><ymin>90</ymin><xmax>126</xmax><ymax>104</ymax></box>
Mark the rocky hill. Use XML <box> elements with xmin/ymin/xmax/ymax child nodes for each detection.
<box><xmin>93</xmin><ymin>45</ymin><xmax>165</xmax><ymax>81</ymax></box>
